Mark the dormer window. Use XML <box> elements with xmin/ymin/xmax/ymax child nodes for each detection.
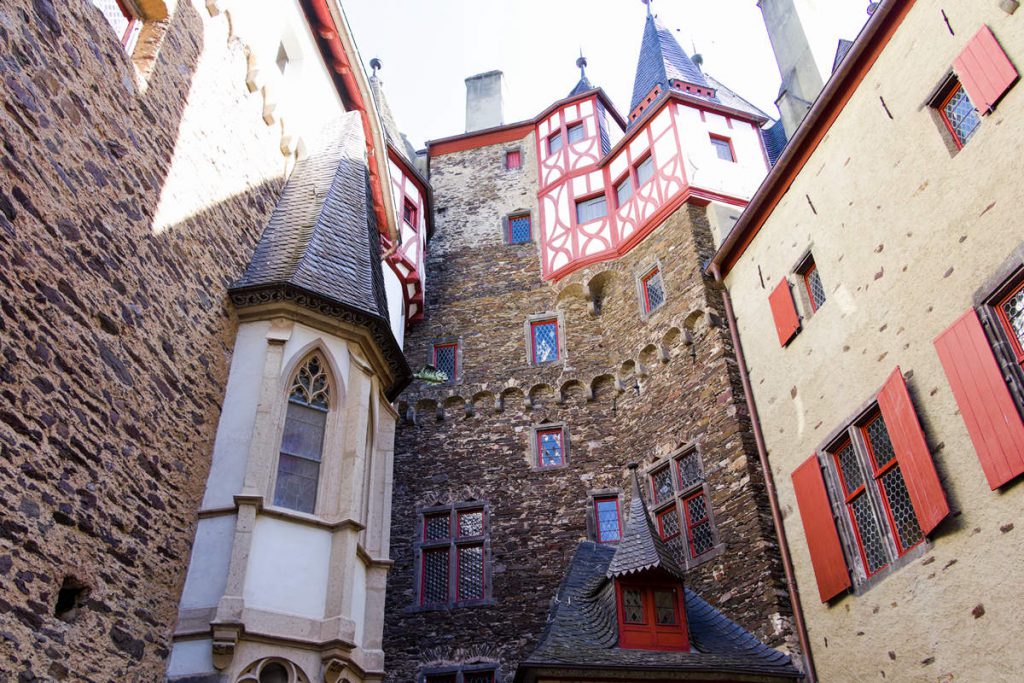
<box><xmin>567</xmin><ymin>122</ymin><xmax>585</xmax><ymax>144</ymax></box>
<box><xmin>615</xmin><ymin>577</ymin><xmax>689</xmax><ymax>651</ymax></box>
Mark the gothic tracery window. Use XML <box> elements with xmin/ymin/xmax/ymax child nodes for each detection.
<box><xmin>273</xmin><ymin>354</ymin><xmax>331</xmax><ymax>514</ymax></box>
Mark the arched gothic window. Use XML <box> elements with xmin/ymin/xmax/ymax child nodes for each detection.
<box><xmin>273</xmin><ymin>355</ymin><xmax>330</xmax><ymax>513</ymax></box>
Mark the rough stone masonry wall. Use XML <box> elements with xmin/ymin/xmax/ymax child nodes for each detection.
<box><xmin>0</xmin><ymin>1</ymin><xmax>289</xmax><ymax>680</ymax></box>
<box><xmin>383</xmin><ymin>138</ymin><xmax>795</xmax><ymax>682</ymax></box>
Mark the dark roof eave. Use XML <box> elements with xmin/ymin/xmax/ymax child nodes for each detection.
<box><xmin>515</xmin><ymin>660</ymin><xmax>803</xmax><ymax>681</ymax></box>
<box><xmin>227</xmin><ymin>282</ymin><xmax>412</xmax><ymax>401</ymax></box>
<box><xmin>710</xmin><ymin>0</ymin><xmax>916</xmax><ymax>277</ymax></box>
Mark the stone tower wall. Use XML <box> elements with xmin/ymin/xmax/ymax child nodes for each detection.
<box><xmin>383</xmin><ymin>138</ymin><xmax>795</xmax><ymax>682</ymax></box>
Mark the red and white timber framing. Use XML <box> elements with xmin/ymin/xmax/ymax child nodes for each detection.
<box><xmin>431</xmin><ymin>87</ymin><xmax>771</xmax><ymax>282</ymax></box>
<box><xmin>384</xmin><ymin>148</ymin><xmax>430</xmax><ymax>322</ymax></box>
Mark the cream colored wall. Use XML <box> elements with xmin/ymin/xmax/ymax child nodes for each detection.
<box><xmin>725</xmin><ymin>2</ymin><xmax>1024</xmax><ymax>681</ymax></box>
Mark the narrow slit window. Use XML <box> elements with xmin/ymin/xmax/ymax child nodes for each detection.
<box><xmin>799</xmin><ymin>258</ymin><xmax>827</xmax><ymax>313</ymax></box>
<box><xmin>403</xmin><ymin>198</ymin><xmax>418</xmax><ymax>226</ymax></box>
<box><xmin>641</xmin><ymin>267</ymin><xmax>665</xmax><ymax>314</ymax></box>
<box><xmin>432</xmin><ymin>342</ymin><xmax>458</xmax><ymax>385</ymax></box>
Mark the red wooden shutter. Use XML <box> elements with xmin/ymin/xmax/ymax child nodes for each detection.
<box><xmin>876</xmin><ymin>367</ymin><xmax>950</xmax><ymax>535</ymax></box>
<box><xmin>768</xmin><ymin>278</ymin><xmax>800</xmax><ymax>347</ymax></box>
<box><xmin>791</xmin><ymin>455</ymin><xmax>850</xmax><ymax>603</ymax></box>
<box><xmin>934</xmin><ymin>309</ymin><xmax>1024</xmax><ymax>489</ymax></box>
<box><xmin>953</xmin><ymin>25</ymin><xmax>1019</xmax><ymax>114</ymax></box>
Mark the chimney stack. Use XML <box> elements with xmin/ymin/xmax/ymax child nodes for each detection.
<box><xmin>464</xmin><ymin>70</ymin><xmax>507</xmax><ymax>133</ymax></box>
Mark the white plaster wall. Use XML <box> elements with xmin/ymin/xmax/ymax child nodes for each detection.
<box><xmin>244</xmin><ymin>516</ymin><xmax>332</xmax><ymax>619</ymax></box>
<box><xmin>384</xmin><ymin>266</ymin><xmax>406</xmax><ymax>348</ymax></box>
<box><xmin>201</xmin><ymin>320</ymin><xmax>271</xmax><ymax>509</ymax></box>
<box><xmin>167</xmin><ymin>638</ymin><xmax>214</xmax><ymax>678</ymax></box>
<box><xmin>179</xmin><ymin>514</ymin><xmax>235</xmax><ymax>609</ymax></box>
<box><xmin>675</xmin><ymin>104</ymin><xmax>767</xmax><ymax>201</ymax></box>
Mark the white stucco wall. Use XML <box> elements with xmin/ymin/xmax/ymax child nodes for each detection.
<box><xmin>179</xmin><ymin>514</ymin><xmax>235</xmax><ymax>610</ymax></box>
<box><xmin>244</xmin><ymin>516</ymin><xmax>332</xmax><ymax>619</ymax></box>
<box><xmin>167</xmin><ymin>638</ymin><xmax>214</xmax><ymax>678</ymax></box>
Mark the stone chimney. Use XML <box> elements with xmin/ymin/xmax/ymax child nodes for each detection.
<box><xmin>465</xmin><ymin>70</ymin><xmax>507</xmax><ymax>133</ymax></box>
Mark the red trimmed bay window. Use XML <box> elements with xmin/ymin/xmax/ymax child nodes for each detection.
<box><xmin>419</xmin><ymin>505</ymin><xmax>488</xmax><ymax>607</ymax></box>
<box><xmin>530</xmin><ymin>319</ymin><xmax>560</xmax><ymax>364</ymax></box>
<box><xmin>594</xmin><ymin>496</ymin><xmax>622</xmax><ymax>543</ymax></box>
<box><xmin>615</xmin><ymin>576</ymin><xmax>689</xmax><ymax>651</ymax></box>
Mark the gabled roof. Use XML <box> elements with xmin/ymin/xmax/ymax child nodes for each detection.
<box><xmin>569</xmin><ymin>75</ymin><xmax>594</xmax><ymax>98</ymax></box>
<box><xmin>368</xmin><ymin>73</ymin><xmax>418</xmax><ymax>164</ymax></box>
<box><xmin>516</xmin><ymin>542</ymin><xmax>801</xmax><ymax>681</ymax></box>
<box><xmin>229</xmin><ymin>112</ymin><xmax>410</xmax><ymax>398</ymax></box>
<box><xmin>704</xmin><ymin>74</ymin><xmax>773</xmax><ymax>122</ymax></box>
<box><xmin>630</xmin><ymin>12</ymin><xmax>713</xmax><ymax>116</ymax></box>
<box><xmin>606</xmin><ymin>467</ymin><xmax>685</xmax><ymax>582</ymax></box>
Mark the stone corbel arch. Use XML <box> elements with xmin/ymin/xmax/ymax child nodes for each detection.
<box><xmin>236</xmin><ymin>657</ymin><xmax>311</xmax><ymax>683</ymax></box>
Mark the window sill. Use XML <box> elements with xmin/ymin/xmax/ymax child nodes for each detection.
<box><xmin>842</xmin><ymin>540</ymin><xmax>931</xmax><ymax>601</ymax></box>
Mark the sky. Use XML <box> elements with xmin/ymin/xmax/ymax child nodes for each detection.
<box><xmin>342</xmin><ymin>0</ymin><xmax>872</xmax><ymax>149</ymax></box>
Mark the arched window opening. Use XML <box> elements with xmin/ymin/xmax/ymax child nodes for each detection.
<box><xmin>274</xmin><ymin>355</ymin><xmax>331</xmax><ymax>514</ymax></box>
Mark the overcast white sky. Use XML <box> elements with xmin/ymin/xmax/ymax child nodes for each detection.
<box><xmin>342</xmin><ymin>0</ymin><xmax>871</xmax><ymax>149</ymax></box>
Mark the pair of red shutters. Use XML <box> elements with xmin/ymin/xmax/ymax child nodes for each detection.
<box><xmin>794</xmin><ymin>309</ymin><xmax>1024</xmax><ymax>603</ymax></box>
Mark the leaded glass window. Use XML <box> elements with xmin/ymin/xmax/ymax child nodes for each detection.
<box><xmin>642</xmin><ymin>268</ymin><xmax>665</xmax><ymax>313</ymax></box>
<box><xmin>650</xmin><ymin>448</ymin><xmax>717</xmax><ymax>565</ymax></box>
<box><xmin>537</xmin><ymin>428</ymin><xmax>564</xmax><ymax>468</ymax></box>
<box><xmin>432</xmin><ymin>343</ymin><xmax>458</xmax><ymax>385</ymax></box>
<box><xmin>274</xmin><ymin>355</ymin><xmax>330</xmax><ymax>514</ymax></box>
<box><xmin>531</xmin><ymin>320</ymin><xmax>559</xmax><ymax>364</ymax></box>
<box><xmin>684</xmin><ymin>492</ymin><xmax>714</xmax><ymax>557</ymax></box>
<box><xmin>464</xmin><ymin>673</ymin><xmax>495</xmax><ymax>683</ymax></box>
<box><xmin>594</xmin><ymin>497</ymin><xmax>621</xmax><ymax>543</ymax></box>
<box><xmin>635</xmin><ymin>155</ymin><xmax>654</xmax><ymax>186</ymax></box>
<box><xmin>654</xmin><ymin>589</ymin><xmax>678</xmax><ymax>625</ymax></box>
<box><xmin>850</xmin><ymin>494</ymin><xmax>889</xmax><ymax>574</ymax></box>
<box><xmin>998</xmin><ymin>280</ymin><xmax>1024</xmax><ymax>362</ymax></box>
<box><xmin>418</xmin><ymin>505</ymin><xmax>488</xmax><ymax>607</ymax></box>
<box><xmin>651</xmin><ymin>466</ymin><xmax>673</xmax><ymax>504</ymax></box>
<box><xmin>941</xmin><ymin>84</ymin><xmax>981</xmax><ymax>148</ymax></box>
<box><xmin>864</xmin><ymin>416</ymin><xmax>896</xmax><ymax>468</ymax></box>
<box><xmin>575</xmin><ymin>195</ymin><xmax>608</xmax><ymax>224</ymax></box>
<box><xmin>804</xmin><ymin>262</ymin><xmax>826</xmax><ymax>312</ymax></box>
<box><xmin>623</xmin><ymin>588</ymin><xmax>644</xmax><ymax>624</ymax></box>
<box><xmin>657</xmin><ymin>507</ymin><xmax>680</xmax><ymax>540</ymax></box>
<box><xmin>676</xmin><ymin>451</ymin><xmax>701</xmax><ymax>489</ymax></box>
<box><xmin>881</xmin><ymin>467</ymin><xmax>923</xmax><ymax>551</ymax></box>
<box><xmin>508</xmin><ymin>213</ymin><xmax>532</xmax><ymax>244</ymax></box>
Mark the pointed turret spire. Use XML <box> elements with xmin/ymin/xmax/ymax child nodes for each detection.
<box><xmin>607</xmin><ymin>463</ymin><xmax>686</xmax><ymax>581</ymax></box>
<box><xmin>629</xmin><ymin>10</ymin><xmax>714</xmax><ymax>119</ymax></box>
<box><xmin>567</xmin><ymin>50</ymin><xmax>594</xmax><ymax>97</ymax></box>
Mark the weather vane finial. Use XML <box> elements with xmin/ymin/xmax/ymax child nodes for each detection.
<box><xmin>369</xmin><ymin>57</ymin><xmax>382</xmax><ymax>77</ymax></box>
<box><xmin>576</xmin><ymin>48</ymin><xmax>588</xmax><ymax>79</ymax></box>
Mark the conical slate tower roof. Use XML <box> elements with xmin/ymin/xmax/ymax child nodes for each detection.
<box><xmin>630</xmin><ymin>11</ymin><xmax>712</xmax><ymax>116</ymax></box>
<box><xmin>607</xmin><ymin>464</ymin><xmax>686</xmax><ymax>581</ymax></box>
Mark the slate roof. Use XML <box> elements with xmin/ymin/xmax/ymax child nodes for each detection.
<box><xmin>369</xmin><ymin>73</ymin><xmax>418</xmax><ymax>163</ymax></box>
<box><xmin>833</xmin><ymin>39</ymin><xmax>856</xmax><ymax>73</ymax></box>
<box><xmin>568</xmin><ymin>75</ymin><xmax>594</xmax><ymax>98</ymax></box>
<box><xmin>704</xmin><ymin>74</ymin><xmax>772</xmax><ymax>122</ymax></box>
<box><xmin>761</xmin><ymin>119</ymin><xmax>789</xmax><ymax>167</ymax></box>
<box><xmin>630</xmin><ymin>12</ymin><xmax>714</xmax><ymax>117</ymax></box>
<box><xmin>517</xmin><ymin>542</ymin><xmax>802</xmax><ymax>682</ymax></box>
<box><xmin>606</xmin><ymin>470</ymin><xmax>685</xmax><ymax>582</ymax></box>
<box><xmin>229</xmin><ymin>111</ymin><xmax>410</xmax><ymax>398</ymax></box>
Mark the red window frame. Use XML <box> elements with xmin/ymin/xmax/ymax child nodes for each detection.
<box><xmin>802</xmin><ymin>260</ymin><xmax>824</xmax><ymax>313</ymax></box>
<box><xmin>681</xmin><ymin>490</ymin><xmax>712</xmax><ymax>558</ymax></box>
<box><xmin>938</xmin><ymin>83</ymin><xmax>978</xmax><ymax>150</ymax></box>
<box><xmin>656</xmin><ymin>506</ymin><xmax>679</xmax><ymax>541</ymax></box>
<box><xmin>709</xmin><ymin>134</ymin><xmax>736</xmax><ymax>162</ymax></box>
<box><xmin>536</xmin><ymin>427</ymin><xmax>565</xmax><ymax>468</ymax></box>
<box><xmin>861</xmin><ymin>413</ymin><xmax>923</xmax><ymax>555</ymax></box>
<box><xmin>615</xmin><ymin>580</ymin><xmax>689</xmax><ymax>651</ymax></box>
<box><xmin>419</xmin><ymin>507</ymin><xmax>486</xmax><ymax>607</ymax></box>
<box><xmin>829</xmin><ymin>437</ymin><xmax>886</xmax><ymax>577</ymax></box>
<box><xmin>432</xmin><ymin>342</ymin><xmax>458</xmax><ymax>384</ymax></box>
<box><xmin>403</xmin><ymin>198</ymin><xmax>418</xmax><ymax>226</ymax></box>
<box><xmin>505</xmin><ymin>149</ymin><xmax>522</xmax><ymax>170</ymax></box>
<box><xmin>594</xmin><ymin>496</ymin><xmax>622</xmax><ymax>543</ymax></box>
<box><xmin>641</xmin><ymin>267</ymin><xmax>663</xmax><ymax>314</ymax></box>
<box><xmin>530</xmin><ymin>319</ymin><xmax>560</xmax><ymax>364</ymax></box>
<box><xmin>507</xmin><ymin>212</ymin><xmax>532</xmax><ymax>244</ymax></box>
<box><xmin>995</xmin><ymin>279</ymin><xmax>1024</xmax><ymax>365</ymax></box>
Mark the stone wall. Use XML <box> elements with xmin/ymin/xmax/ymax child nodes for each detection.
<box><xmin>383</xmin><ymin>137</ymin><xmax>795</xmax><ymax>681</ymax></box>
<box><xmin>723</xmin><ymin>2</ymin><xmax>1024</xmax><ymax>681</ymax></box>
<box><xmin>0</xmin><ymin>1</ymin><xmax>301</xmax><ymax>679</ymax></box>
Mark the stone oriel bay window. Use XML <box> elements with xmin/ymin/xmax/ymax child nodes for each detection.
<box><xmin>414</xmin><ymin>502</ymin><xmax>491</xmax><ymax>608</ymax></box>
<box><xmin>647</xmin><ymin>446</ymin><xmax>723</xmax><ymax>567</ymax></box>
<box><xmin>524</xmin><ymin>312</ymin><xmax>565</xmax><ymax>366</ymax></box>
<box><xmin>792</xmin><ymin>367</ymin><xmax>949</xmax><ymax>601</ymax></box>
<box><xmin>530</xmin><ymin>423</ymin><xmax>569</xmax><ymax>470</ymax></box>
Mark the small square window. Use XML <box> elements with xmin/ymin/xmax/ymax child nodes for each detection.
<box><xmin>710</xmin><ymin>135</ymin><xmax>736</xmax><ymax>162</ymax></box>
<box><xmin>505</xmin><ymin>149</ymin><xmax>522</xmax><ymax>170</ymax></box>
<box><xmin>432</xmin><ymin>342</ymin><xmax>458</xmax><ymax>385</ymax></box>
<box><xmin>799</xmin><ymin>258</ymin><xmax>827</xmax><ymax>313</ymax></box>
<box><xmin>641</xmin><ymin>267</ymin><xmax>665</xmax><ymax>314</ymax></box>
<box><xmin>594</xmin><ymin>496</ymin><xmax>621</xmax><ymax>543</ymax></box>
<box><xmin>635</xmin><ymin>155</ymin><xmax>655</xmax><ymax>186</ymax></box>
<box><xmin>615</xmin><ymin>175</ymin><xmax>634</xmax><ymax>207</ymax></box>
<box><xmin>536</xmin><ymin>428</ymin><xmax>565</xmax><ymax>468</ymax></box>
<box><xmin>567</xmin><ymin>122</ymin><xmax>585</xmax><ymax>144</ymax></box>
<box><xmin>403</xmin><ymin>198</ymin><xmax>418</xmax><ymax>226</ymax></box>
<box><xmin>530</xmin><ymin>319</ymin><xmax>560</xmax><ymax>364</ymax></box>
<box><xmin>507</xmin><ymin>213</ymin><xmax>532</xmax><ymax>244</ymax></box>
<box><xmin>575</xmin><ymin>195</ymin><xmax>607</xmax><ymax>224</ymax></box>
<box><xmin>548</xmin><ymin>131</ymin><xmax>563</xmax><ymax>154</ymax></box>
<box><xmin>939</xmin><ymin>82</ymin><xmax>981</xmax><ymax>148</ymax></box>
